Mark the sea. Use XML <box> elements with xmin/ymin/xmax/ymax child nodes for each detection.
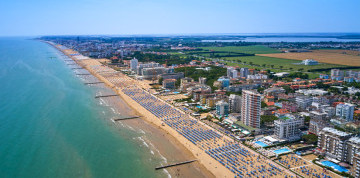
<box><xmin>0</xmin><ymin>37</ymin><xmax>170</xmax><ymax>178</ymax></box>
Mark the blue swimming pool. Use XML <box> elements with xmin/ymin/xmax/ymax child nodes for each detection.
<box><xmin>196</xmin><ymin>105</ymin><xmax>206</xmax><ymax>109</ymax></box>
<box><xmin>173</xmin><ymin>91</ymin><xmax>180</xmax><ymax>94</ymax></box>
<box><xmin>273</xmin><ymin>148</ymin><xmax>291</xmax><ymax>155</ymax></box>
<box><xmin>255</xmin><ymin>141</ymin><xmax>268</xmax><ymax>147</ymax></box>
<box><xmin>321</xmin><ymin>161</ymin><xmax>348</xmax><ymax>173</ymax></box>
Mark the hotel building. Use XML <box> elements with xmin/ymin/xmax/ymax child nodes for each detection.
<box><xmin>318</xmin><ymin>127</ymin><xmax>352</xmax><ymax>162</ymax></box>
<box><xmin>241</xmin><ymin>90</ymin><xmax>261</xmax><ymax>128</ymax></box>
<box><xmin>274</xmin><ymin>114</ymin><xmax>304</xmax><ymax>141</ymax></box>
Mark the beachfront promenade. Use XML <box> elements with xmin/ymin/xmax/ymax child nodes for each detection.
<box><xmin>51</xmin><ymin>43</ymin><xmax>296</xmax><ymax>178</ymax></box>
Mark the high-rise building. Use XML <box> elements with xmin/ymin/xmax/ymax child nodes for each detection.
<box><xmin>216</xmin><ymin>100</ymin><xmax>229</xmax><ymax>117</ymax></box>
<box><xmin>274</xmin><ymin>114</ymin><xmax>304</xmax><ymax>141</ymax></box>
<box><xmin>352</xmin><ymin>153</ymin><xmax>360</xmax><ymax>177</ymax></box>
<box><xmin>229</xmin><ymin>94</ymin><xmax>241</xmax><ymax>113</ymax></box>
<box><xmin>318</xmin><ymin>127</ymin><xmax>360</xmax><ymax>167</ymax></box>
<box><xmin>336</xmin><ymin>103</ymin><xmax>356</xmax><ymax>121</ymax></box>
<box><xmin>227</xmin><ymin>67</ymin><xmax>238</xmax><ymax>79</ymax></box>
<box><xmin>130</xmin><ymin>57</ymin><xmax>138</xmax><ymax>71</ymax></box>
<box><xmin>241</xmin><ymin>90</ymin><xmax>261</xmax><ymax>128</ymax></box>
<box><xmin>345</xmin><ymin>137</ymin><xmax>360</xmax><ymax>165</ymax></box>
<box><xmin>318</xmin><ymin>127</ymin><xmax>352</xmax><ymax>161</ymax></box>
<box><xmin>240</xmin><ymin>68</ymin><xmax>249</xmax><ymax>78</ymax></box>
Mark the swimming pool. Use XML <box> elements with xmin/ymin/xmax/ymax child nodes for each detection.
<box><xmin>196</xmin><ymin>105</ymin><xmax>206</xmax><ymax>109</ymax></box>
<box><xmin>321</xmin><ymin>161</ymin><xmax>348</xmax><ymax>173</ymax></box>
<box><xmin>255</xmin><ymin>141</ymin><xmax>268</xmax><ymax>147</ymax></box>
<box><xmin>273</xmin><ymin>148</ymin><xmax>291</xmax><ymax>155</ymax></box>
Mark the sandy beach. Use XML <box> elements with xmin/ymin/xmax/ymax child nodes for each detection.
<box><xmin>48</xmin><ymin>42</ymin><xmax>214</xmax><ymax>178</ymax></box>
<box><xmin>47</xmin><ymin>41</ymin><xmax>296</xmax><ymax>178</ymax></box>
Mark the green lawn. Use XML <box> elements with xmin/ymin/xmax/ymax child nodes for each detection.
<box><xmin>200</xmin><ymin>45</ymin><xmax>281</xmax><ymax>54</ymax></box>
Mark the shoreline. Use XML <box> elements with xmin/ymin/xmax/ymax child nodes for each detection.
<box><xmin>46</xmin><ymin>41</ymin><xmax>296</xmax><ymax>178</ymax></box>
<box><xmin>46</xmin><ymin>41</ymin><xmax>215</xmax><ymax>178</ymax></box>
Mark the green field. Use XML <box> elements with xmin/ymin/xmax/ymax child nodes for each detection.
<box><xmin>165</xmin><ymin>45</ymin><xmax>348</xmax><ymax>79</ymax></box>
<box><xmin>200</xmin><ymin>45</ymin><xmax>281</xmax><ymax>54</ymax></box>
<box><xmin>224</xmin><ymin>56</ymin><xmax>343</xmax><ymax>71</ymax></box>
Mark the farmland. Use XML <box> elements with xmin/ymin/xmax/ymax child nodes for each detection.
<box><xmin>200</xmin><ymin>45</ymin><xmax>281</xmax><ymax>54</ymax></box>
<box><xmin>257</xmin><ymin>50</ymin><xmax>360</xmax><ymax>66</ymax></box>
<box><xmin>223</xmin><ymin>55</ymin><xmax>343</xmax><ymax>71</ymax></box>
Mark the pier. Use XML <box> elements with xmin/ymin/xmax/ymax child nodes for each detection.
<box><xmin>84</xmin><ymin>82</ymin><xmax>104</xmax><ymax>85</ymax></box>
<box><xmin>94</xmin><ymin>94</ymin><xmax>117</xmax><ymax>98</ymax></box>
<box><xmin>76</xmin><ymin>74</ymin><xmax>91</xmax><ymax>76</ymax></box>
<box><xmin>155</xmin><ymin>160</ymin><xmax>197</xmax><ymax>170</ymax></box>
<box><xmin>66</xmin><ymin>64</ymin><xmax>77</xmax><ymax>65</ymax></box>
<box><xmin>112</xmin><ymin>116</ymin><xmax>141</xmax><ymax>121</ymax></box>
<box><xmin>71</xmin><ymin>67</ymin><xmax>83</xmax><ymax>70</ymax></box>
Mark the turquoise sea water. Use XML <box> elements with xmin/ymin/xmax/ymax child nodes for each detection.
<box><xmin>0</xmin><ymin>38</ymin><xmax>167</xmax><ymax>178</ymax></box>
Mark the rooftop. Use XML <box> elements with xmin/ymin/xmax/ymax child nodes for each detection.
<box><xmin>349</xmin><ymin>137</ymin><xmax>360</xmax><ymax>145</ymax></box>
<box><xmin>322</xmin><ymin>127</ymin><xmax>351</xmax><ymax>137</ymax></box>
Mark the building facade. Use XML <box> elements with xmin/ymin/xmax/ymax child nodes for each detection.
<box><xmin>336</xmin><ymin>103</ymin><xmax>355</xmax><ymax>121</ymax></box>
<box><xmin>162</xmin><ymin>79</ymin><xmax>176</xmax><ymax>89</ymax></box>
<box><xmin>318</xmin><ymin>127</ymin><xmax>352</xmax><ymax>162</ymax></box>
<box><xmin>130</xmin><ymin>57</ymin><xmax>138</xmax><ymax>71</ymax></box>
<box><xmin>229</xmin><ymin>94</ymin><xmax>241</xmax><ymax>113</ymax></box>
<box><xmin>216</xmin><ymin>100</ymin><xmax>229</xmax><ymax>117</ymax></box>
<box><xmin>241</xmin><ymin>90</ymin><xmax>261</xmax><ymax>128</ymax></box>
<box><xmin>274</xmin><ymin>114</ymin><xmax>304</xmax><ymax>141</ymax></box>
<box><xmin>240</xmin><ymin>68</ymin><xmax>249</xmax><ymax>78</ymax></box>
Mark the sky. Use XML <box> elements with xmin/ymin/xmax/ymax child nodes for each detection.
<box><xmin>0</xmin><ymin>0</ymin><xmax>360</xmax><ymax>36</ymax></box>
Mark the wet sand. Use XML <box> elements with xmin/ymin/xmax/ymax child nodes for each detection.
<box><xmin>108</xmin><ymin>95</ymin><xmax>214</xmax><ymax>178</ymax></box>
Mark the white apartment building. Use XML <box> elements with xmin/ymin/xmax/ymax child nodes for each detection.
<box><xmin>352</xmin><ymin>153</ymin><xmax>360</xmax><ymax>177</ymax></box>
<box><xmin>295</xmin><ymin>95</ymin><xmax>313</xmax><ymax>109</ymax></box>
<box><xmin>336</xmin><ymin>103</ymin><xmax>356</xmax><ymax>121</ymax></box>
<box><xmin>229</xmin><ymin>94</ymin><xmax>241</xmax><ymax>113</ymax></box>
<box><xmin>318</xmin><ymin>127</ymin><xmax>352</xmax><ymax>162</ymax></box>
<box><xmin>227</xmin><ymin>67</ymin><xmax>238</xmax><ymax>79</ymax></box>
<box><xmin>130</xmin><ymin>57</ymin><xmax>138</xmax><ymax>71</ymax></box>
<box><xmin>345</xmin><ymin>137</ymin><xmax>360</xmax><ymax>165</ymax></box>
<box><xmin>274</xmin><ymin>114</ymin><xmax>304</xmax><ymax>141</ymax></box>
<box><xmin>240</xmin><ymin>68</ymin><xmax>249</xmax><ymax>78</ymax></box>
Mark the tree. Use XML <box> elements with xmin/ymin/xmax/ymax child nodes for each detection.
<box><xmin>270</xmin><ymin>65</ymin><xmax>274</xmax><ymax>68</ymax></box>
<box><xmin>175</xmin><ymin>79</ymin><xmax>181</xmax><ymax>87</ymax></box>
<box><xmin>158</xmin><ymin>77</ymin><xmax>163</xmax><ymax>85</ymax></box>
<box><xmin>302</xmin><ymin>134</ymin><xmax>318</xmax><ymax>145</ymax></box>
<box><xmin>304</xmin><ymin>116</ymin><xmax>311</xmax><ymax>126</ymax></box>
<box><xmin>260</xmin><ymin>115</ymin><xmax>279</xmax><ymax>125</ymax></box>
<box><xmin>282</xmin><ymin>85</ymin><xmax>293</xmax><ymax>94</ymax></box>
<box><xmin>261</xmin><ymin>101</ymin><xmax>267</xmax><ymax>108</ymax></box>
<box><xmin>279</xmin><ymin>66</ymin><xmax>283</xmax><ymax>69</ymax></box>
<box><xmin>257</xmin><ymin>87</ymin><xmax>265</xmax><ymax>93</ymax></box>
